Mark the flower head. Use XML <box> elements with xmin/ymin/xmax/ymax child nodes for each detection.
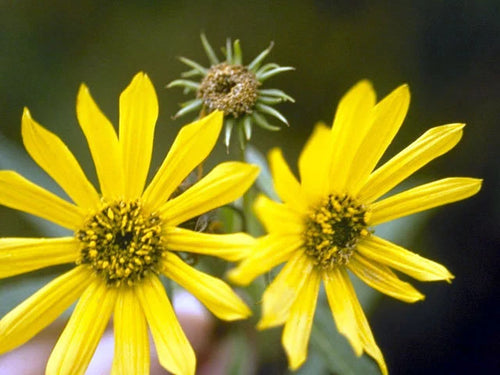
<box><xmin>168</xmin><ymin>34</ymin><xmax>294</xmax><ymax>149</ymax></box>
<box><xmin>228</xmin><ymin>81</ymin><xmax>482</xmax><ymax>373</ymax></box>
<box><xmin>0</xmin><ymin>72</ymin><xmax>259</xmax><ymax>375</ymax></box>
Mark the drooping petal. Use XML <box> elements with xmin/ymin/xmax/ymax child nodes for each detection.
<box><xmin>47</xmin><ymin>280</ymin><xmax>117</xmax><ymax>375</ymax></box>
<box><xmin>0</xmin><ymin>237</ymin><xmax>79</xmax><ymax>278</ymax></box>
<box><xmin>0</xmin><ymin>266</ymin><xmax>92</xmax><ymax>354</ymax></box>
<box><xmin>21</xmin><ymin>109</ymin><xmax>100</xmax><ymax>210</ymax></box>
<box><xmin>358</xmin><ymin>123</ymin><xmax>465</xmax><ymax>203</ymax></box>
<box><xmin>227</xmin><ymin>234</ymin><xmax>302</xmax><ymax>286</ymax></box>
<box><xmin>142</xmin><ymin>111</ymin><xmax>223</xmax><ymax>210</ymax></box>
<box><xmin>358</xmin><ymin>236</ymin><xmax>454</xmax><ymax>282</ymax></box>
<box><xmin>0</xmin><ymin>171</ymin><xmax>85</xmax><ymax>229</ymax></box>
<box><xmin>112</xmin><ymin>288</ymin><xmax>149</xmax><ymax>375</ymax></box>
<box><xmin>77</xmin><ymin>84</ymin><xmax>124</xmax><ymax>199</ymax></box>
<box><xmin>370</xmin><ymin>177</ymin><xmax>482</xmax><ymax>225</ymax></box>
<box><xmin>282</xmin><ymin>268</ymin><xmax>321</xmax><ymax>370</ymax></box>
<box><xmin>159</xmin><ymin>162</ymin><xmax>259</xmax><ymax>227</ymax></box>
<box><xmin>119</xmin><ymin>72</ymin><xmax>159</xmax><ymax>199</ymax></box>
<box><xmin>348</xmin><ymin>253</ymin><xmax>425</xmax><ymax>303</ymax></box>
<box><xmin>163</xmin><ymin>226</ymin><xmax>254</xmax><ymax>261</ymax></box>
<box><xmin>257</xmin><ymin>252</ymin><xmax>314</xmax><ymax>329</ymax></box>
<box><xmin>346</xmin><ymin>84</ymin><xmax>410</xmax><ymax>194</ymax></box>
<box><xmin>136</xmin><ymin>276</ymin><xmax>195</xmax><ymax>375</ymax></box>
<box><xmin>162</xmin><ymin>252</ymin><xmax>251</xmax><ymax>321</ymax></box>
<box><xmin>328</xmin><ymin>80</ymin><xmax>376</xmax><ymax>193</ymax></box>
<box><xmin>253</xmin><ymin>194</ymin><xmax>304</xmax><ymax>235</ymax></box>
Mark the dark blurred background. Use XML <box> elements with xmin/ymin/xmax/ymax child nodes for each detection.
<box><xmin>0</xmin><ymin>1</ymin><xmax>499</xmax><ymax>374</ymax></box>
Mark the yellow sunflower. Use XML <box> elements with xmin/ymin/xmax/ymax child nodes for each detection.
<box><xmin>0</xmin><ymin>72</ymin><xmax>259</xmax><ymax>375</ymax></box>
<box><xmin>228</xmin><ymin>81</ymin><xmax>482</xmax><ymax>374</ymax></box>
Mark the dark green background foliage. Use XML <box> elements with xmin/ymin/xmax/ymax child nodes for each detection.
<box><xmin>1</xmin><ymin>1</ymin><xmax>499</xmax><ymax>374</ymax></box>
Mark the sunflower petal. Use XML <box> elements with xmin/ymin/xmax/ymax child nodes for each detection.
<box><xmin>163</xmin><ymin>226</ymin><xmax>254</xmax><ymax>261</ymax></box>
<box><xmin>112</xmin><ymin>288</ymin><xmax>149</xmax><ymax>375</ymax></box>
<box><xmin>0</xmin><ymin>237</ymin><xmax>78</xmax><ymax>278</ymax></box>
<box><xmin>163</xmin><ymin>252</ymin><xmax>251</xmax><ymax>321</ymax></box>
<box><xmin>159</xmin><ymin>162</ymin><xmax>259</xmax><ymax>227</ymax></box>
<box><xmin>0</xmin><ymin>267</ymin><xmax>91</xmax><ymax>354</ymax></box>
<box><xmin>253</xmin><ymin>194</ymin><xmax>304</xmax><ymax>235</ymax></box>
<box><xmin>143</xmin><ymin>111</ymin><xmax>223</xmax><ymax>210</ymax></box>
<box><xmin>136</xmin><ymin>276</ymin><xmax>195</xmax><ymax>375</ymax></box>
<box><xmin>47</xmin><ymin>280</ymin><xmax>117</xmax><ymax>375</ymax></box>
<box><xmin>0</xmin><ymin>171</ymin><xmax>85</xmax><ymax>229</ymax></box>
<box><xmin>358</xmin><ymin>123</ymin><xmax>465</xmax><ymax>202</ymax></box>
<box><xmin>282</xmin><ymin>269</ymin><xmax>320</xmax><ymax>370</ymax></box>
<box><xmin>119</xmin><ymin>72</ymin><xmax>159</xmax><ymax>199</ymax></box>
<box><xmin>349</xmin><ymin>254</ymin><xmax>425</xmax><ymax>303</ymax></box>
<box><xmin>358</xmin><ymin>236</ymin><xmax>454</xmax><ymax>282</ymax></box>
<box><xmin>21</xmin><ymin>108</ymin><xmax>100</xmax><ymax>210</ymax></box>
<box><xmin>370</xmin><ymin>177</ymin><xmax>482</xmax><ymax>225</ymax></box>
<box><xmin>77</xmin><ymin>84</ymin><xmax>124</xmax><ymax>199</ymax></box>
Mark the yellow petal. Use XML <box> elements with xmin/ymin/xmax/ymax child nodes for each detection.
<box><xmin>257</xmin><ymin>252</ymin><xmax>313</xmax><ymax>329</ymax></box>
<box><xmin>21</xmin><ymin>108</ymin><xmax>100</xmax><ymax>210</ymax></box>
<box><xmin>159</xmin><ymin>162</ymin><xmax>259</xmax><ymax>227</ymax></box>
<box><xmin>77</xmin><ymin>84</ymin><xmax>124</xmax><ymax>199</ymax></box>
<box><xmin>119</xmin><ymin>72</ymin><xmax>159</xmax><ymax>199</ymax></box>
<box><xmin>143</xmin><ymin>111</ymin><xmax>223</xmax><ymax>210</ymax></box>
<box><xmin>47</xmin><ymin>280</ymin><xmax>117</xmax><ymax>375</ymax></box>
<box><xmin>347</xmin><ymin>84</ymin><xmax>410</xmax><ymax>194</ymax></box>
<box><xmin>112</xmin><ymin>288</ymin><xmax>149</xmax><ymax>375</ymax></box>
<box><xmin>358</xmin><ymin>123</ymin><xmax>465</xmax><ymax>203</ymax></box>
<box><xmin>298</xmin><ymin>123</ymin><xmax>333</xmax><ymax>202</ymax></box>
<box><xmin>0</xmin><ymin>171</ymin><xmax>85</xmax><ymax>229</ymax></box>
<box><xmin>253</xmin><ymin>194</ymin><xmax>304</xmax><ymax>235</ymax></box>
<box><xmin>136</xmin><ymin>276</ymin><xmax>195</xmax><ymax>375</ymax></box>
<box><xmin>0</xmin><ymin>266</ymin><xmax>91</xmax><ymax>354</ymax></box>
<box><xmin>164</xmin><ymin>226</ymin><xmax>254</xmax><ymax>262</ymax></box>
<box><xmin>328</xmin><ymin>80</ymin><xmax>376</xmax><ymax>193</ymax></box>
<box><xmin>0</xmin><ymin>237</ymin><xmax>78</xmax><ymax>278</ymax></box>
<box><xmin>349</xmin><ymin>254</ymin><xmax>425</xmax><ymax>303</ymax></box>
<box><xmin>370</xmin><ymin>177</ymin><xmax>482</xmax><ymax>225</ymax></box>
<box><xmin>163</xmin><ymin>252</ymin><xmax>251</xmax><ymax>321</ymax></box>
<box><xmin>282</xmin><ymin>269</ymin><xmax>321</xmax><ymax>370</ymax></box>
<box><xmin>227</xmin><ymin>234</ymin><xmax>302</xmax><ymax>286</ymax></box>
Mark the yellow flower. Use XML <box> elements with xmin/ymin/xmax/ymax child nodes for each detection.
<box><xmin>0</xmin><ymin>72</ymin><xmax>258</xmax><ymax>375</ymax></box>
<box><xmin>228</xmin><ymin>81</ymin><xmax>482</xmax><ymax>374</ymax></box>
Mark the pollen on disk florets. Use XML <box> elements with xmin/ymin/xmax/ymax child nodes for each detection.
<box><xmin>76</xmin><ymin>200</ymin><xmax>164</xmax><ymax>287</ymax></box>
<box><xmin>303</xmin><ymin>194</ymin><xmax>371</xmax><ymax>270</ymax></box>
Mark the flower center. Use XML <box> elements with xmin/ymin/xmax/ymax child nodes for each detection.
<box><xmin>198</xmin><ymin>63</ymin><xmax>260</xmax><ymax>117</ymax></box>
<box><xmin>76</xmin><ymin>200</ymin><xmax>164</xmax><ymax>287</ymax></box>
<box><xmin>303</xmin><ymin>194</ymin><xmax>370</xmax><ymax>270</ymax></box>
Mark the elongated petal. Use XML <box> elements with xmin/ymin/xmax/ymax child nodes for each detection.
<box><xmin>77</xmin><ymin>84</ymin><xmax>124</xmax><ymax>199</ymax></box>
<box><xmin>119</xmin><ymin>72</ymin><xmax>159</xmax><ymax>199</ymax></box>
<box><xmin>112</xmin><ymin>288</ymin><xmax>149</xmax><ymax>375</ymax></box>
<box><xmin>358</xmin><ymin>236</ymin><xmax>454</xmax><ymax>282</ymax></box>
<box><xmin>358</xmin><ymin>123</ymin><xmax>465</xmax><ymax>202</ymax></box>
<box><xmin>328</xmin><ymin>81</ymin><xmax>376</xmax><ymax>192</ymax></box>
<box><xmin>136</xmin><ymin>276</ymin><xmax>195</xmax><ymax>375</ymax></box>
<box><xmin>253</xmin><ymin>194</ymin><xmax>304</xmax><ymax>235</ymax></box>
<box><xmin>47</xmin><ymin>280</ymin><xmax>117</xmax><ymax>375</ymax></box>
<box><xmin>347</xmin><ymin>84</ymin><xmax>410</xmax><ymax>194</ymax></box>
<box><xmin>349</xmin><ymin>254</ymin><xmax>425</xmax><ymax>303</ymax></box>
<box><xmin>0</xmin><ymin>266</ymin><xmax>92</xmax><ymax>354</ymax></box>
<box><xmin>21</xmin><ymin>109</ymin><xmax>100</xmax><ymax>210</ymax></box>
<box><xmin>227</xmin><ymin>234</ymin><xmax>302</xmax><ymax>286</ymax></box>
<box><xmin>0</xmin><ymin>171</ymin><xmax>85</xmax><ymax>229</ymax></box>
<box><xmin>164</xmin><ymin>226</ymin><xmax>254</xmax><ymax>261</ymax></box>
<box><xmin>257</xmin><ymin>252</ymin><xmax>314</xmax><ymax>329</ymax></box>
<box><xmin>159</xmin><ymin>162</ymin><xmax>259</xmax><ymax>227</ymax></box>
<box><xmin>142</xmin><ymin>111</ymin><xmax>223</xmax><ymax>210</ymax></box>
<box><xmin>282</xmin><ymin>269</ymin><xmax>321</xmax><ymax>370</ymax></box>
<box><xmin>370</xmin><ymin>177</ymin><xmax>482</xmax><ymax>225</ymax></box>
<box><xmin>163</xmin><ymin>252</ymin><xmax>251</xmax><ymax>321</ymax></box>
<box><xmin>0</xmin><ymin>237</ymin><xmax>78</xmax><ymax>278</ymax></box>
